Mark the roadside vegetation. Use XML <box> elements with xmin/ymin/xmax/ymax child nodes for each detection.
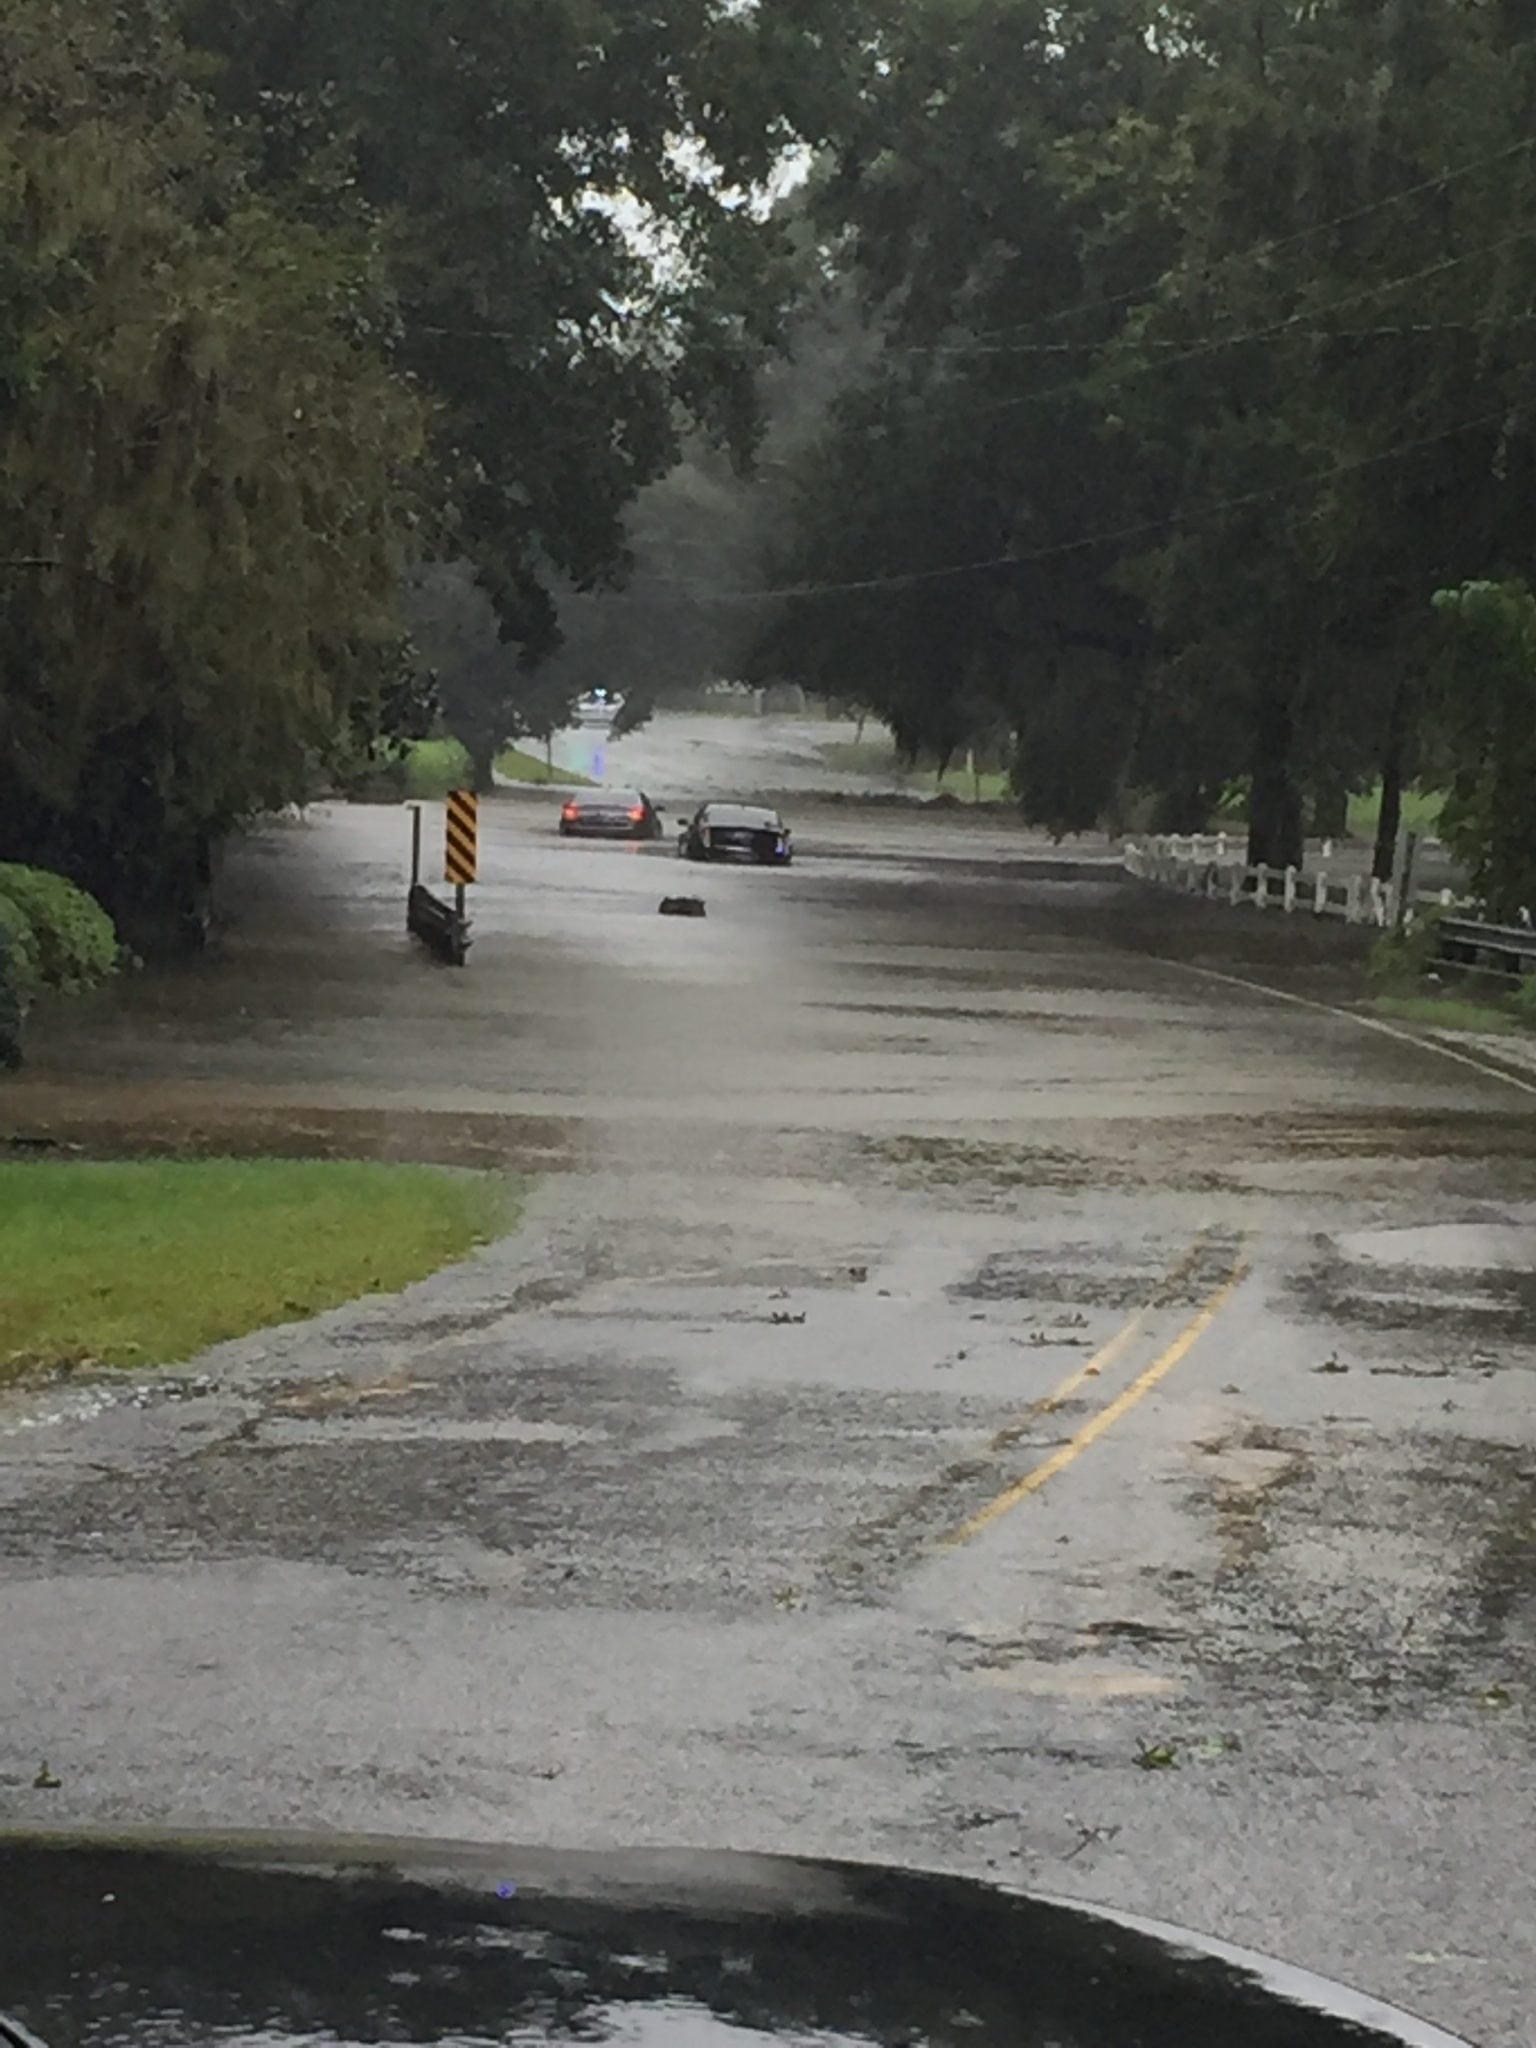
<box><xmin>402</xmin><ymin>741</ymin><xmax>593</xmax><ymax>798</ymax></box>
<box><xmin>1345</xmin><ymin>787</ymin><xmax>1446</xmax><ymax>843</ymax></box>
<box><xmin>1374</xmin><ymin>994</ymin><xmax>1526</xmax><ymax>1036</ymax></box>
<box><xmin>0</xmin><ymin>866</ymin><xmax>120</xmax><ymax>1071</ymax></box>
<box><xmin>819</xmin><ymin>737</ymin><xmax>1013</xmax><ymax>803</ymax></box>
<box><xmin>1368</xmin><ymin>918</ymin><xmax>1536</xmax><ymax>1039</ymax></box>
<box><xmin>0</xmin><ymin>1161</ymin><xmax>514</xmax><ymax>1386</ymax></box>
<box><xmin>334</xmin><ymin>737</ymin><xmax>597</xmax><ymax>802</ymax></box>
<box><xmin>4</xmin><ymin>2</ymin><xmax>1535</xmax><ymax>930</ymax></box>
<box><xmin>0</xmin><ymin>0</ymin><xmax>847</xmax><ymax>915</ymax></box>
<box><xmin>743</xmin><ymin>8</ymin><xmax>1536</xmax><ymax>915</ymax></box>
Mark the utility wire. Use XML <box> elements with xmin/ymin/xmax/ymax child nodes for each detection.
<box><xmin>648</xmin><ymin>405</ymin><xmax>1512</xmax><ymax>604</ymax></box>
<box><xmin>885</xmin><ymin>133</ymin><xmax>1536</xmax><ymax>351</ymax></box>
<box><xmin>927</xmin><ymin>221</ymin><xmax>1536</xmax><ymax>422</ymax></box>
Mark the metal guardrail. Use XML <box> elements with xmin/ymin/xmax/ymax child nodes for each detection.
<box><xmin>408</xmin><ymin>882</ymin><xmax>471</xmax><ymax>967</ymax></box>
<box><xmin>1127</xmin><ymin>840</ymin><xmax>1536</xmax><ymax>989</ymax></box>
<box><xmin>1435</xmin><ymin>915</ymin><xmax>1536</xmax><ymax>982</ymax></box>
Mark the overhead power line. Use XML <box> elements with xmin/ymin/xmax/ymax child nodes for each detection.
<box><xmin>651</xmin><ymin>405</ymin><xmax>1513</xmax><ymax>605</ymax></box>
<box><xmin>936</xmin><ymin>220</ymin><xmax>1536</xmax><ymax>423</ymax></box>
<box><xmin>888</xmin><ymin>133</ymin><xmax>1536</xmax><ymax>352</ymax></box>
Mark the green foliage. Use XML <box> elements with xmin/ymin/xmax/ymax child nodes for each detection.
<box><xmin>341</xmin><ymin>737</ymin><xmax>594</xmax><ymax>800</ymax></box>
<box><xmin>1367</xmin><ymin>916</ymin><xmax>1444</xmax><ymax>993</ymax></box>
<box><xmin>1513</xmin><ymin>974</ymin><xmax>1536</xmax><ymax>1027</ymax></box>
<box><xmin>4</xmin><ymin>0</ymin><xmax>854</xmax><ymax>915</ymax></box>
<box><xmin>1429</xmin><ymin>580</ymin><xmax>1536</xmax><ymax>920</ymax></box>
<box><xmin>0</xmin><ymin>0</ymin><xmax>428</xmax><ymax>919</ymax></box>
<box><xmin>1375</xmin><ymin>993</ymin><xmax>1519</xmax><ymax>1035</ymax></box>
<box><xmin>1346</xmin><ymin>786</ymin><xmax>1446</xmax><ymax>841</ymax></box>
<box><xmin>0</xmin><ymin>891</ymin><xmax>41</xmax><ymax>1006</ymax></box>
<box><xmin>0</xmin><ymin>866</ymin><xmax>119</xmax><ymax>997</ymax></box>
<box><xmin>184</xmin><ymin>1</ymin><xmax>869</xmax><ymax>761</ymax></box>
<box><xmin>0</xmin><ymin>919</ymin><xmax>24</xmax><ymax>1072</ymax></box>
<box><xmin>755</xmin><ymin>0</ymin><xmax>1536</xmax><ymax>866</ymax></box>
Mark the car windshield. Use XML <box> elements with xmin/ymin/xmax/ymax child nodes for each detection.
<box><xmin>4</xmin><ymin>10</ymin><xmax>1529</xmax><ymax>2048</ymax></box>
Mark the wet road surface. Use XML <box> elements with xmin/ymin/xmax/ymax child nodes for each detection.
<box><xmin>1</xmin><ymin>779</ymin><xmax>1533</xmax><ymax>2046</ymax></box>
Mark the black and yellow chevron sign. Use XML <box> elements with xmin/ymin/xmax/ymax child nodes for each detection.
<box><xmin>444</xmin><ymin>789</ymin><xmax>478</xmax><ymax>885</ymax></box>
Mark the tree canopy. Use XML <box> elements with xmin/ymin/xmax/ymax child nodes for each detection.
<box><xmin>1</xmin><ymin>0</ymin><xmax>866</xmax><ymax>916</ymax></box>
<box><xmin>6</xmin><ymin>0</ymin><xmax>1536</xmax><ymax>918</ymax></box>
<box><xmin>0</xmin><ymin>0</ymin><xmax>426</xmax><ymax>919</ymax></box>
<box><xmin>752</xmin><ymin>0</ymin><xmax>1536</xmax><ymax>890</ymax></box>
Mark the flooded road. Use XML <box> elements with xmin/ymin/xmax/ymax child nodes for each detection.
<box><xmin>1</xmin><ymin>770</ymin><xmax>1533</xmax><ymax>2046</ymax></box>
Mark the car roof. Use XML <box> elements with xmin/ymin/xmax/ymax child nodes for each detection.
<box><xmin>700</xmin><ymin>802</ymin><xmax>783</xmax><ymax>826</ymax></box>
<box><xmin>571</xmin><ymin>788</ymin><xmax>642</xmax><ymax>805</ymax></box>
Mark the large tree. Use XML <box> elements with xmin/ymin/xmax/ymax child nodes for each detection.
<box><xmin>184</xmin><ymin>1</ymin><xmax>876</xmax><ymax>671</ymax></box>
<box><xmin>754</xmin><ymin>0</ymin><xmax>1536</xmax><ymax>871</ymax></box>
<box><xmin>2</xmin><ymin>0</ymin><xmax>883</xmax><ymax>911</ymax></box>
<box><xmin>0</xmin><ymin>0</ymin><xmax>426</xmax><ymax>925</ymax></box>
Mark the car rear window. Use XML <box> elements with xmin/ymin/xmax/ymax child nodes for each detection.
<box><xmin>704</xmin><ymin>806</ymin><xmax>780</xmax><ymax>828</ymax></box>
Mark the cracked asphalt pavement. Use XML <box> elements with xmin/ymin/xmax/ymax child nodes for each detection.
<box><xmin>1</xmin><ymin>753</ymin><xmax>1533</xmax><ymax>2046</ymax></box>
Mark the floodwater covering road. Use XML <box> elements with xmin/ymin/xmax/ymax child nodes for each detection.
<box><xmin>1</xmin><ymin>724</ymin><xmax>1533</xmax><ymax>2046</ymax></box>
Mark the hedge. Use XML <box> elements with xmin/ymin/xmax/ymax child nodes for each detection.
<box><xmin>0</xmin><ymin>867</ymin><xmax>119</xmax><ymax>1072</ymax></box>
<box><xmin>0</xmin><ymin>918</ymin><xmax>22</xmax><ymax>1072</ymax></box>
<box><xmin>0</xmin><ymin>864</ymin><xmax>119</xmax><ymax>996</ymax></box>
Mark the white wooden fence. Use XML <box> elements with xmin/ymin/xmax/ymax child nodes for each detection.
<box><xmin>1122</xmin><ymin>833</ymin><xmax>1464</xmax><ymax>929</ymax></box>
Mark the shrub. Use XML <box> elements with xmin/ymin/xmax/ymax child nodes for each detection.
<box><xmin>0</xmin><ymin>865</ymin><xmax>119</xmax><ymax>995</ymax></box>
<box><xmin>0</xmin><ymin>888</ymin><xmax>41</xmax><ymax>1002</ymax></box>
<box><xmin>0</xmin><ymin>916</ymin><xmax>24</xmax><ymax>1071</ymax></box>
<box><xmin>1367</xmin><ymin>912</ymin><xmax>1443</xmax><ymax>991</ymax></box>
<box><xmin>1513</xmin><ymin>971</ymin><xmax>1536</xmax><ymax>1027</ymax></box>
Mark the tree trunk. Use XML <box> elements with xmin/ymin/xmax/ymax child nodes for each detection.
<box><xmin>1307</xmin><ymin>776</ymin><xmax>1349</xmax><ymax>841</ymax></box>
<box><xmin>1246</xmin><ymin>683</ymin><xmax>1304</xmax><ymax>870</ymax></box>
<box><xmin>1372</xmin><ymin>677</ymin><xmax>1409</xmax><ymax>882</ymax></box>
<box><xmin>1150</xmin><ymin>783</ymin><xmax>1213</xmax><ymax>834</ymax></box>
<box><xmin>467</xmin><ymin>736</ymin><xmax>497</xmax><ymax>794</ymax></box>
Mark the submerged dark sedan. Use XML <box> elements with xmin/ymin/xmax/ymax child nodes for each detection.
<box><xmin>0</xmin><ymin>1832</ymin><xmax>1472</xmax><ymax>2048</ymax></box>
<box><xmin>558</xmin><ymin>788</ymin><xmax>664</xmax><ymax>840</ymax></box>
<box><xmin>679</xmin><ymin>801</ymin><xmax>792</xmax><ymax>864</ymax></box>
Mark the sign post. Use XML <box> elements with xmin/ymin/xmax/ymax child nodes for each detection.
<box><xmin>1395</xmin><ymin>828</ymin><xmax>1420</xmax><ymax>933</ymax></box>
<box><xmin>405</xmin><ymin>795</ymin><xmax>474</xmax><ymax>966</ymax></box>
<box><xmin>407</xmin><ymin>802</ymin><xmax>423</xmax><ymax>890</ymax></box>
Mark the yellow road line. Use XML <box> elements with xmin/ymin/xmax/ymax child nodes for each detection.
<box><xmin>945</xmin><ymin>1255</ymin><xmax>1249</xmax><ymax>1547</ymax></box>
<box><xmin>993</xmin><ymin>1232</ymin><xmax>1213</xmax><ymax>1446</ymax></box>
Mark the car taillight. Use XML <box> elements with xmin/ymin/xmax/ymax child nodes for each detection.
<box><xmin>561</xmin><ymin>803</ymin><xmax>578</xmax><ymax>820</ymax></box>
<box><xmin>628</xmin><ymin>806</ymin><xmax>645</xmax><ymax>821</ymax></box>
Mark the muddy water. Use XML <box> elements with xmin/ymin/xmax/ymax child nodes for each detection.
<box><xmin>1</xmin><ymin>783</ymin><xmax>1532</xmax><ymax>2048</ymax></box>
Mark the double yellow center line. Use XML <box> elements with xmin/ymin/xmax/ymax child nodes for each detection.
<box><xmin>943</xmin><ymin>1237</ymin><xmax>1249</xmax><ymax>1548</ymax></box>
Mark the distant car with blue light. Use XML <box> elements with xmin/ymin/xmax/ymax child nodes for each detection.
<box><xmin>575</xmin><ymin>689</ymin><xmax>622</xmax><ymax>726</ymax></box>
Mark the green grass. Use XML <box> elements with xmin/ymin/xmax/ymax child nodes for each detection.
<box><xmin>1210</xmin><ymin>782</ymin><xmax>1445</xmax><ymax>837</ymax></box>
<box><xmin>0</xmin><ymin>1159</ymin><xmax>515</xmax><ymax>1384</ymax></box>
<box><xmin>497</xmin><ymin>744</ymin><xmax>594</xmax><ymax>786</ymax></box>
<box><xmin>402</xmin><ymin>739</ymin><xmax>593</xmax><ymax>798</ymax></box>
<box><xmin>1345</xmin><ymin>785</ymin><xmax>1445</xmax><ymax>838</ymax></box>
<box><xmin>401</xmin><ymin>738</ymin><xmax>472</xmax><ymax>798</ymax></box>
<box><xmin>819</xmin><ymin>737</ymin><xmax>1013</xmax><ymax>801</ymax></box>
<box><xmin>1374</xmin><ymin>993</ymin><xmax>1519</xmax><ymax>1035</ymax></box>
